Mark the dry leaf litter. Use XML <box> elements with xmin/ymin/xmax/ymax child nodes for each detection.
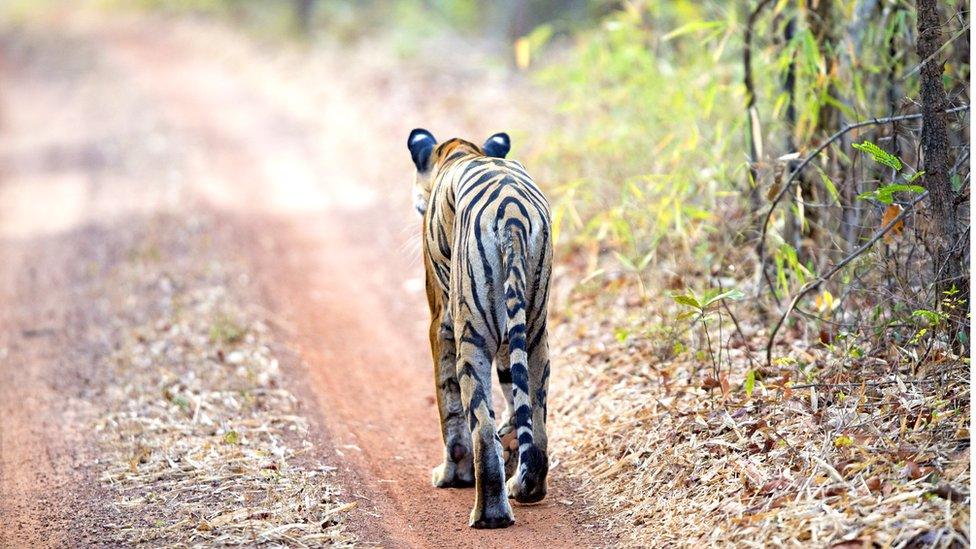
<box><xmin>93</xmin><ymin>216</ymin><xmax>357</xmax><ymax>547</ymax></box>
<box><xmin>549</xmin><ymin>275</ymin><xmax>969</xmax><ymax>548</ymax></box>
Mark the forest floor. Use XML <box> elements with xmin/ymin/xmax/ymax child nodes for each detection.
<box><xmin>0</xmin><ymin>5</ymin><xmax>969</xmax><ymax>549</ymax></box>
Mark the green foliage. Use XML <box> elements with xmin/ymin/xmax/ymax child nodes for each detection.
<box><xmin>671</xmin><ymin>287</ymin><xmax>745</xmax><ymax>312</ymax></box>
<box><xmin>817</xmin><ymin>169</ymin><xmax>841</xmax><ymax>204</ymax></box>
<box><xmin>912</xmin><ymin>309</ymin><xmax>945</xmax><ymax>326</ymax></box>
<box><xmin>223</xmin><ymin>430</ymin><xmax>240</xmax><ymax>444</ymax></box>
<box><xmin>535</xmin><ymin>1</ymin><xmax>743</xmax><ymax>268</ymax></box>
<box><xmin>773</xmin><ymin>243</ymin><xmax>810</xmax><ymax>297</ymax></box>
<box><xmin>857</xmin><ymin>184</ymin><xmax>925</xmax><ymax>204</ymax></box>
<box><xmin>852</xmin><ymin>140</ymin><xmax>903</xmax><ymax>171</ymax></box>
<box><xmin>905</xmin><ymin>170</ymin><xmax>926</xmax><ymax>184</ymax></box>
<box><xmin>672</xmin><ymin>293</ymin><xmax>702</xmax><ymax>309</ymax></box>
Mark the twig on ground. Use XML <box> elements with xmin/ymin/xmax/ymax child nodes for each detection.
<box><xmin>789</xmin><ymin>379</ymin><xmax>940</xmax><ymax>390</ymax></box>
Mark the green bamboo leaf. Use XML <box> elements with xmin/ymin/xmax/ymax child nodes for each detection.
<box><xmin>671</xmin><ymin>293</ymin><xmax>701</xmax><ymax>309</ymax></box>
<box><xmin>662</xmin><ymin>20</ymin><xmax>723</xmax><ymax>41</ymax></box>
<box><xmin>744</xmin><ymin>370</ymin><xmax>756</xmax><ymax>398</ymax></box>
<box><xmin>860</xmin><ymin>183</ymin><xmax>926</xmax><ymax>204</ymax></box>
<box><xmin>877</xmin><ymin>184</ymin><xmax>925</xmax><ymax>203</ymax></box>
<box><xmin>912</xmin><ymin>309</ymin><xmax>945</xmax><ymax>325</ymax></box>
<box><xmin>637</xmin><ymin>250</ymin><xmax>655</xmax><ymax>270</ymax></box>
<box><xmin>818</xmin><ymin>168</ymin><xmax>840</xmax><ymax>204</ymax></box>
<box><xmin>701</xmin><ymin>288</ymin><xmax>745</xmax><ymax>308</ymax></box>
<box><xmin>906</xmin><ymin>170</ymin><xmax>925</xmax><ymax>184</ymax></box>
<box><xmin>613</xmin><ymin>251</ymin><xmax>637</xmax><ymax>272</ymax></box>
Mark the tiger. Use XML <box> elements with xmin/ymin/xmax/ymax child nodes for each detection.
<box><xmin>407</xmin><ymin>128</ymin><xmax>553</xmax><ymax>529</ymax></box>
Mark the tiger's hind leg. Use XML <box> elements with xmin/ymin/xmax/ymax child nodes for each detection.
<box><xmin>494</xmin><ymin>342</ymin><xmax>518</xmax><ymax>479</ymax></box>
<box><xmin>457</xmin><ymin>326</ymin><xmax>514</xmax><ymax>529</ymax></box>
<box><xmin>430</xmin><ymin>310</ymin><xmax>474</xmax><ymax>488</ymax></box>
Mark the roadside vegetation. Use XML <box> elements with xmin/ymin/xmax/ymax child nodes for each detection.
<box><xmin>540</xmin><ymin>2</ymin><xmax>970</xmax><ymax>545</ymax></box>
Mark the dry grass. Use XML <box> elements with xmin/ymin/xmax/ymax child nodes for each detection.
<box><xmin>549</xmin><ymin>279</ymin><xmax>970</xmax><ymax>548</ymax></box>
<box><xmin>92</xmin><ymin>216</ymin><xmax>357</xmax><ymax>547</ymax></box>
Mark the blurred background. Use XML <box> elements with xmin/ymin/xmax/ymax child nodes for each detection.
<box><xmin>2</xmin><ymin>0</ymin><xmax>969</xmax><ymax>335</ymax></box>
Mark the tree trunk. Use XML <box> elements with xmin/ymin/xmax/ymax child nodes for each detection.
<box><xmin>915</xmin><ymin>0</ymin><xmax>969</xmax><ymax>347</ymax></box>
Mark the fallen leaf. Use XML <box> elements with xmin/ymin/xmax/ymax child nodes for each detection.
<box><xmin>902</xmin><ymin>460</ymin><xmax>923</xmax><ymax>480</ymax></box>
<box><xmin>702</xmin><ymin>377</ymin><xmax>720</xmax><ymax>390</ymax></box>
<box><xmin>882</xmin><ymin>204</ymin><xmax>904</xmax><ymax>243</ymax></box>
<box><xmin>759</xmin><ymin>478</ymin><xmax>789</xmax><ymax>494</ymax></box>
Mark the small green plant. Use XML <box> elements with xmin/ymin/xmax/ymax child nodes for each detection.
<box><xmin>671</xmin><ymin>287</ymin><xmax>745</xmax><ymax>315</ymax></box>
<box><xmin>613</xmin><ymin>250</ymin><xmax>655</xmax><ymax>296</ymax></box>
<box><xmin>671</xmin><ymin>287</ymin><xmax>745</xmax><ymax>381</ymax></box>
<box><xmin>744</xmin><ymin>369</ymin><xmax>756</xmax><ymax>398</ymax></box>
<box><xmin>853</xmin><ymin>141</ymin><xmax>926</xmax><ymax>205</ymax></box>
<box><xmin>773</xmin><ymin>243</ymin><xmax>811</xmax><ymax>297</ymax></box>
<box><xmin>857</xmin><ymin>183</ymin><xmax>925</xmax><ymax>204</ymax></box>
<box><xmin>209</xmin><ymin>315</ymin><xmax>244</xmax><ymax>345</ymax></box>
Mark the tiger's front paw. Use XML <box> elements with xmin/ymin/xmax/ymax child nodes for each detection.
<box><xmin>431</xmin><ymin>443</ymin><xmax>474</xmax><ymax>488</ymax></box>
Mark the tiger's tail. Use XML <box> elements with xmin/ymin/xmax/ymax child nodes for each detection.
<box><xmin>502</xmin><ymin>223</ymin><xmax>545</xmax><ymax>496</ymax></box>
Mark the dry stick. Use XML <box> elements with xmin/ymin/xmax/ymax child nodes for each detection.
<box><xmin>790</xmin><ymin>379</ymin><xmax>939</xmax><ymax>390</ymax></box>
<box><xmin>757</xmin><ymin>104</ymin><xmax>970</xmax><ymax>301</ymax></box>
<box><xmin>765</xmin><ymin>190</ymin><xmax>930</xmax><ymax>367</ymax></box>
<box><xmin>901</xmin><ymin>22</ymin><xmax>971</xmax><ymax>80</ymax></box>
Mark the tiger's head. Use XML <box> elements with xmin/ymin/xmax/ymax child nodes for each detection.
<box><xmin>407</xmin><ymin>128</ymin><xmax>511</xmax><ymax>216</ymax></box>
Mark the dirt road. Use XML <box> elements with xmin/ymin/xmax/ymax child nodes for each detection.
<box><xmin>0</xmin><ymin>11</ymin><xmax>601</xmax><ymax>548</ymax></box>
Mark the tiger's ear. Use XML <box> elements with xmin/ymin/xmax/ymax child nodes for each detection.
<box><xmin>482</xmin><ymin>132</ymin><xmax>511</xmax><ymax>158</ymax></box>
<box><xmin>408</xmin><ymin>128</ymin><xmax>437</xmax><ymax>172</ymax></box>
